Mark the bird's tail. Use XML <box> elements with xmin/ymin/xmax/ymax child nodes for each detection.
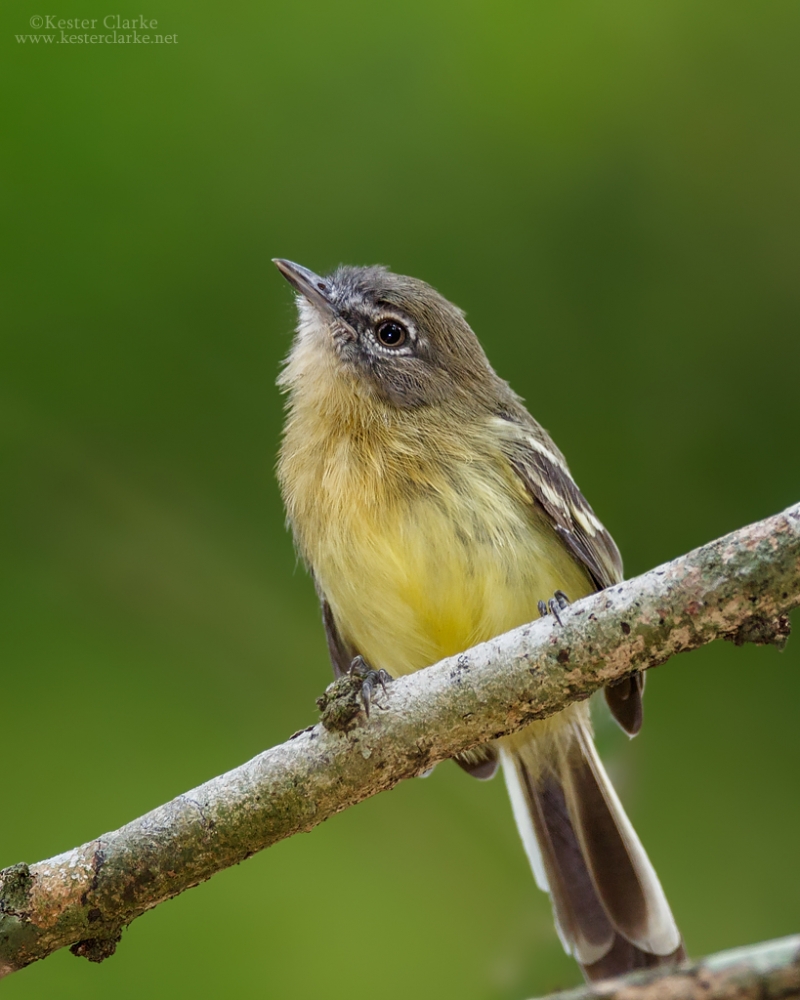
<box><xmin>499</xmin><ymin>707</ymin><xmax>684</xmax><ymax>981</ymax></box>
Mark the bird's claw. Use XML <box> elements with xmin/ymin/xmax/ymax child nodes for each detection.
<box><xmin>538</xmin><ymin>590</ymin><xmax>570</xmax><ymax>626</ymax></box>
<box><xmin>348</xmin><ymin>655</ymin><xmax>393</xmax><ymax>716</ymax></box>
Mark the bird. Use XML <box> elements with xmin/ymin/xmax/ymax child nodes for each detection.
<box><xmin>274</xmin><ymin>258</ymin><xmax>684</xmax><ymax>982</ymax></box>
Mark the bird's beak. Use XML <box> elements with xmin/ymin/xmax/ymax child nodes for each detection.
<box><xmin>273</xmin><ymin>259</ymin><xmax>339</xmax><ymax>318</ymax></box>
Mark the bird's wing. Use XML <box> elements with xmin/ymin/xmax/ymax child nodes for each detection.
<box><xmin>500</xmin><ymin>418</ymin><xmax>643</xmax><ymax>735</ymax></box>
<box><xmin>502</xmin><ymin>423</ymin><xmax>623</xmax><ymax>591</ymax></box>
<box><xmin>315</xmin><ymin>582</ymin><xmax>355</xmax><ymax>679</ymax></box>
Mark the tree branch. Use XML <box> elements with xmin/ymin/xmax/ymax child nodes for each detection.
<box><xmin>531</xmin><ymin>935</ymin><xmax>800</xmax><ymax>1000</ymax></box>
<box><xmin>2</xmin><ymin>503</ymin><xmax>799</xmax><ymax>978</ymax></box>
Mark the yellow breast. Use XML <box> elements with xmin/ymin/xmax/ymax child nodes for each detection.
<box><xmin>317</xmin><ymin>489</ymin><xmax>591</xmax><ymax>677</ymax></box>
<box><xmin>278</xmin><ymin>384</ymin><xmax>592</xmax><ymax>677</ymax></box>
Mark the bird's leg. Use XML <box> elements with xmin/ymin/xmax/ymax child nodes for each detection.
<box><xmin>538</xmin><ymin>590</ymin><xmax>570</xmax><ymax>626</ymax></box>
<box><xmin>348</xmin><ymin>655</ymin><xmax>393</xmax><ymax>717</ymax></box>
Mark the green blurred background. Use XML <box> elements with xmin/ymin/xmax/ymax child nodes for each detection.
<box><xmin>2</xmin><ymin>0</ymin><xmax>799</xmax><ymax>996</ymax></box>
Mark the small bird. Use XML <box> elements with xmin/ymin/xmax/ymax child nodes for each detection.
<box><xmin>274</xmin><ymin>259</ymin><xmax>684</xmax><ymax>981</ymax></box>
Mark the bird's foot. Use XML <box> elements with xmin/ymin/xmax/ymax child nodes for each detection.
<box><xmin>348</xmin><ymin>655</ymin><xmax>393</xmax><ymax>717</ymax></box>
<box><xmin>316</xmin><ymin>657</ymin><xmax>393</xmax><ymax>733</ymax></box>
<box><xmin>537</xmin><ymin>590</ymin><xmax>570</xmax><ymax>626</ymax></box>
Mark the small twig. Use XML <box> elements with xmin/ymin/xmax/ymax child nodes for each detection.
<box><xmin>531</xmin><ymin>935</ymin><xmax>800</xmax><ymax>1000</ymax></box>
<box><xmin>1</xmin><ymin>503</ymin><xmax>798</xmax><ymax>978</ymax></box>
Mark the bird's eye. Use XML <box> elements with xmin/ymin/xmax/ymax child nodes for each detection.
<box><xmin>375</xmin><ymin>320</ymin><xmax>408</xmax><ymax>348</ymax></box>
